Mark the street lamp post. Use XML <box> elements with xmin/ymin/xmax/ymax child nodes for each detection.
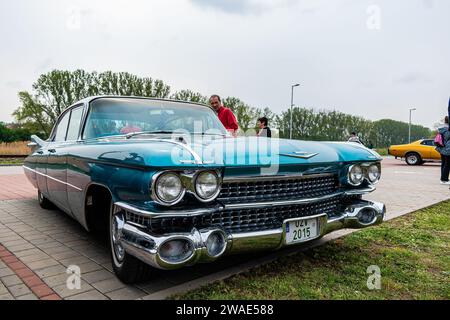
<box><xmin>409</xmin><ymin>108</ymin><xmax>416</xmax><ymax>143</ymax></box>
<box><xmin>289</xmin><ymin>83</ymin><xmax>300</xmax><ymax>140</ymax></box>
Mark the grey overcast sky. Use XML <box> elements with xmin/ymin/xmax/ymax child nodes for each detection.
<box><xmin>0</xmin><ymin>0</ymin><xmax>449</xmax><ymax>128</ymax></box>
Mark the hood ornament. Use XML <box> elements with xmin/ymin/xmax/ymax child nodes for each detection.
<box><xmin>279</xmin><ymin>151</ymin><xmax>319</xmax><ymax>159</ymax></box>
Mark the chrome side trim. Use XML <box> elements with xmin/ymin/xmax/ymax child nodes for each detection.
<box><xmin>138</xmin><ymin>138</ymin><xmax>203</xmax><ymax>164</ymax></box>
<box><xmin>23</xmin><ymin>166</ymin><xmax>82</xmax><ymax>191</ymax></box>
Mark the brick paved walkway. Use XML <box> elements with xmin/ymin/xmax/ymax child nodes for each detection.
<box><xmin>0</xmin><ymin>158</ymin><xmax>448</xmax><ymax>300</ymax></box>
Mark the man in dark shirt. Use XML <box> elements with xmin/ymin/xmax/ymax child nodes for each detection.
<box><xmin>209</xmin><ymin>95</ymin><xmax>239</xmax><ymax>137</ymax></box>
<box><xmin>257</xmin><ymin>117</ymin><xmax>272</xmax><ymax>138</ymax></box>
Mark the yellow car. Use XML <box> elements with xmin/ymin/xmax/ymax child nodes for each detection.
<box><xmin>388</xmin><ymin>139</ymin><xmax>441</xmax><ymax>165</ymax></box>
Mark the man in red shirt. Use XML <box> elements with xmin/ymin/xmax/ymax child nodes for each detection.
<box><xmin>209</xmin><ymin>95</ymin><xmax>239</xmax><ymax>137</ymax></box>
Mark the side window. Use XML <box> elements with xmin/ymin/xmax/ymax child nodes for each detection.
<box><xmin>66</xmin><ymin>107</ymin><xmax>84</xmax><ymax>141</ymax></box>
<box><xmin>54</xmin><ymin>111</ymin><xmax>71</xmax><ymax>142</ymax></box>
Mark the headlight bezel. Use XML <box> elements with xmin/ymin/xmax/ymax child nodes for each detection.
<box><xmin>193</xmin><ymin>170</ymin><xmax>222</xmax><ymax>202</ymax></box>
<box><xmin>151</xmin><ymin>169</ymin><xmax>222</xmax><ymax>206</ymax></box>
<box><xmin>151</xmin><ymin>171</ymin><xmax>186</xmax><ymax>206</ymax></box>
<box><xmin>366</xmin><ymin>163</ymin><xmax>381</xmax><ymax>184</ymax></box>
<box><xmin>347</xmin><ymin>164</ymin><xmax>365</xmax><ymax>186</ymax></box>
<box><xmin>346</xmin><ymin>162</ymin><xmax>381</xmax><ymax>186</ymax></box>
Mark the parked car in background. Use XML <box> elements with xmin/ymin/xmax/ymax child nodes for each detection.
<box><xmin>24</xmin><ymin>96</ymin><xmax>386</xmax><ymax>283</ymax></box>
<box><xmin>388</xmin><ymin>139</ymin><xmax>441</xmax><ymax>165</ymax></box>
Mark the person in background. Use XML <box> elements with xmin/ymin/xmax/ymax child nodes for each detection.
<box><xmin>120</xmin><ymin>121</ymin><xmax>142</xmax><ymax>134</ymax></box>
<box><xmin>348</xmin><ymin>132</ymin><xmax>362</xmax><ymax>144</ymax></box>
<box><xmin>209</xmin><ymin>95</ymin><xmax>239</xmax><ymax>137</ymax></box>
<box><xmin>257</xmin><ymin>117</ymin><xmax>272</xmax><ymax>138</ymax></box>
<box><xmin>436</xmin><ymin>116</ymin><xmax>450</xmax><ymax>185</ymax></box>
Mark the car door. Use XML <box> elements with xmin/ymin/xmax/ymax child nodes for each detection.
<box><xmin>64</xmin><ymin>106</ymin><xmax>87</xmax><ymax>219</ymax></box>
<box><xmin>46</xmin><ymin>109</ymin><xmax>72</xmax><ymax>212</ymax></box>
<box><xmin>419</xmin><ymin>140</ymin><xmax>434</xmax><ymax>160</ymax></box>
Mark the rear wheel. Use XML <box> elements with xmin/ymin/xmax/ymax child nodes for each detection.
<box><xmin>405</xmin><ymin>152</ymin><xmax>422</xmax><ymax>166</ymax></box>
<box><xmin>38</xmin><ymin>190</ymin><xmax>54</xmax><ymax>209</ymax></box>
<box><xmin>109</xmin><ymin>201</ymin><xmax>153</xmax><ymax>284</ymax></box>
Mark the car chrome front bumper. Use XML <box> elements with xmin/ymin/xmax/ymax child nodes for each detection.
<box><xmin>112</xmin><ymin>196</ymin><xmax>386</xmax><ymax>270</ymax></box>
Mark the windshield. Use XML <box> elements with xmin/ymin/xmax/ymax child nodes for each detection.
<box><xmin>83</xmin><ymin>98</ymin><xmax>227</xmax><ymax>139</ymax></box>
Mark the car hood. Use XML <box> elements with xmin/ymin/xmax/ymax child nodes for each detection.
<box><xmin>82</xmin><ymin>136</ymin><xmax>381</xmax><ymax>168</ymax></box>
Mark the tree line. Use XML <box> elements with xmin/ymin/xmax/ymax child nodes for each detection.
<box><xmin>5</xmin><ymin>69</ymin><xmax>432</xmax><ymax>148</ymax></box>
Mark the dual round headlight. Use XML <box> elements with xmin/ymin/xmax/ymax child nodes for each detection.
<box><xmin>347</xmin><ymin>163</ymin><xmax>381</xmax><ymax>186</ymax></box>
<box><xmin>155</xmin><ymin>172</ymin><xmax>185</xmax><ymax>205</ymax></box>
<box><xmin>195</xmin><ymin>171</ymin><xmax>220</xmax><ymax>201</ymax></box>
<box><xmin>348</xmin><ymin>165</ymin><xmax>365</xmax><ymax>186</ymax></box>
<box><xmin>367</xmin><ymin>164</ymin><xmax>381</xmax><ymax>184</ymax></box>
<box><xmin>153</xmin><ymin>170</ymin><xmax>220</xmax><ymax>205</ymax></box>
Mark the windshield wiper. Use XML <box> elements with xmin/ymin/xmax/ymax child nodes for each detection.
<box><xmin>125</xmin><ymin>131</ymin><xmax>174</xmax><ymax>139</ymax></box>
<box><xmin>192</xmin><ymin>132</ymin><xmax>227</xmax><ymax>137</ymax></box>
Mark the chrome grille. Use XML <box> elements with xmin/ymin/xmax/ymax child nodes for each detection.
<box><xmin>218</xmin><ymin>174</ymin><xmax>339</xmax><ymax>204</ymax></box>
<box><xmin>130</xmin><ymin>197</ymin><xmax>342</xmax><ymax>234</ymax></box>
<box><xmin>202</xmin><ymin>197</ymin><xmax>340</xmax><ymax>233</ymax></box>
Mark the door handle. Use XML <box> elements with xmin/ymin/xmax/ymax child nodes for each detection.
<box><xmin>48</xmin><ymin>149</ymin><xmax>56</xmax><ymax>153</ymax></box>
<box><xmin>37</xmin><ymin>150</ymin><xmax>44</xmax><ymax>155</ymax></box>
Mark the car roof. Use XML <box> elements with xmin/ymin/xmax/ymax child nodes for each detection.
<box><xmin>73</xmin><ymin>95</ymin><xmax>212</xmax><ymax>109</ymax></box>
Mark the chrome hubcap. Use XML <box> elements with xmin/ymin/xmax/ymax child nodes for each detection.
<box><xmin>409</xmin><ymin>155</ymin><xmax>417</xmax><ymax>164</ymax></box>
<box><xmin>111</xmin><ymin>215</ymin><xmax>125</xmax><ymax>262</ymax></box>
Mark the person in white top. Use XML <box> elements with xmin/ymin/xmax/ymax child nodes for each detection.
<box><xmin>348</xmin><ymin>132</ymin><xmax>362</xmax><ymax>144</ymax></box>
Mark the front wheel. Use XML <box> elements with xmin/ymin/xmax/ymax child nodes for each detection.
<box><xmin>405</xmin><ymin>153</ymin><xmax>422</xmax><ymax>166</ymax></box>
<box><xmin>109</xmin><ymin>201</ymin><xmax>153</xmax><ymax>284</ymax></box>
<box><xmin>38</xmin><ymin>190</ymin><xmax>55</xmax><ymax>209</ymax></box>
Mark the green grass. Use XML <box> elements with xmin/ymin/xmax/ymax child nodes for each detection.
<box><xmin>172</xmin><ymin>201</ymin><xmax>450</xmax><ymax>300</ymax></box>
<box><xmin>0</xmin><ymin>157</ymin><xmax>24</xmax><ymax>166</ymax></box>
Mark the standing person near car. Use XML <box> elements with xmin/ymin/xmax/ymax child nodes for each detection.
<box><xmin>209</xmin><ymin>95</ymin><xmax>239</xmax><ymax>137</ymax></box>
<box><xmin>348</xmin><ymin>132</ymin><xmax>362</xmax><ymax>144</ymax></box>
<box><xmin>436</xmin><ymin>116</ymin><xmax>450</xmax><ymax>185</ymax></box>
<box><xmin>257</xmin><ymin>117</ymin><xmax>272</xmax><ymax>138</ymax></box>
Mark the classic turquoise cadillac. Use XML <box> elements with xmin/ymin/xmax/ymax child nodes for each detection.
<box><xmin>24</xmin><ymin>96</ymin><xmax>385</xmax><ymax>283</ymax></box>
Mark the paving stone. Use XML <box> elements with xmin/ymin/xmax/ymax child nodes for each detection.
<box><xmin>36</xmin><ymin>241</ymin><xmax>62</xmax><ymax>250</ymax></box>
<box><xmin>0</xmin><ymin>282</ymin><xmax>8</xmax><ymax>295</ymax></box>
<box><xmin>16</xmin><ymin>293</ymin><xmax>38</xmax><ymax>300</ymax></box>
<box><xmin>19</xmin><ymin>253</ymin><xmax>51</xmax><ymax>263</ymax></box>
<box><xmin>81</xmin><ymin>269</ymin><xmax>115</xmax><ymax>283</ymax></box>
<box><xmin>42</xmin><ymin>273</ymin><xmax>71</xmax><ymax>288</ymax></box>
<box><xmin>1</xmin><ymin>274</ymin><xmax>22</xmax><ymax>286</ymax></box>
<box><xmin>49</xmin><ymin>250</ymin><xmax>81</xmax><ymax>261</ymax></box>
<box><xmin>0</xmin><ymin>293</ymin><xmax>14</xmax><ymax>300</ymax></box>
<box><xmin>91</xmin><ymin>277</ymin><xmax>126</xmax><ymax>293</ymax></box>
<box><xmin>59</xmin><ymin>256</ymin><xmax>93</xmax><ymax>267</ymax></box>
<box><xmin>8</xmin><ymin>283</ymin><xmax>32</xmax><ymax>297</ymax></box>
<box><xmin>14</xmin><ymin>248</ymin><xmax>44</xmax><ymax>258</ymax></box>
<box><xmin>27</xmin><ymin>258</ymin><xmax>60</xmax><ymax>271</ymax></box>
<box><xmin>53</xmin><ymin>280</ymin><xmax>93</xmax><ymax>298</ymax></box>
<box><xmin>66</xmin><ymin>290</ymin><xmax>109</xmax><ymax>300</ymax></box>
<box><xmin>106</xmin><ymin>287</ymin><xmax>146</xmax><ymax>300</ymax></box>
<box><xmin>0</xmin><ymin>268</ymin><xmax>14</xmax><ymax>277</ymax></box>
<box><xmin>35</xmin><ymin>265</ymin><xmax>67</xmax><ymax>278</ymax></box>
<box><xmin>8</xmin><ymin>243</ymin><xmax>36</xmax><ymax>252</ymax></box>
<box><xmin>77</xmin><ymin>262</ymin><xmax>105</xmax><ymax>273</ymax></box>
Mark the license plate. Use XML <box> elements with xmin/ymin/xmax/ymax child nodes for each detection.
<box><xmin>284</xmin><ymin>217</ymin><xmax>320</xmax><ymax>244</ymax></box>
